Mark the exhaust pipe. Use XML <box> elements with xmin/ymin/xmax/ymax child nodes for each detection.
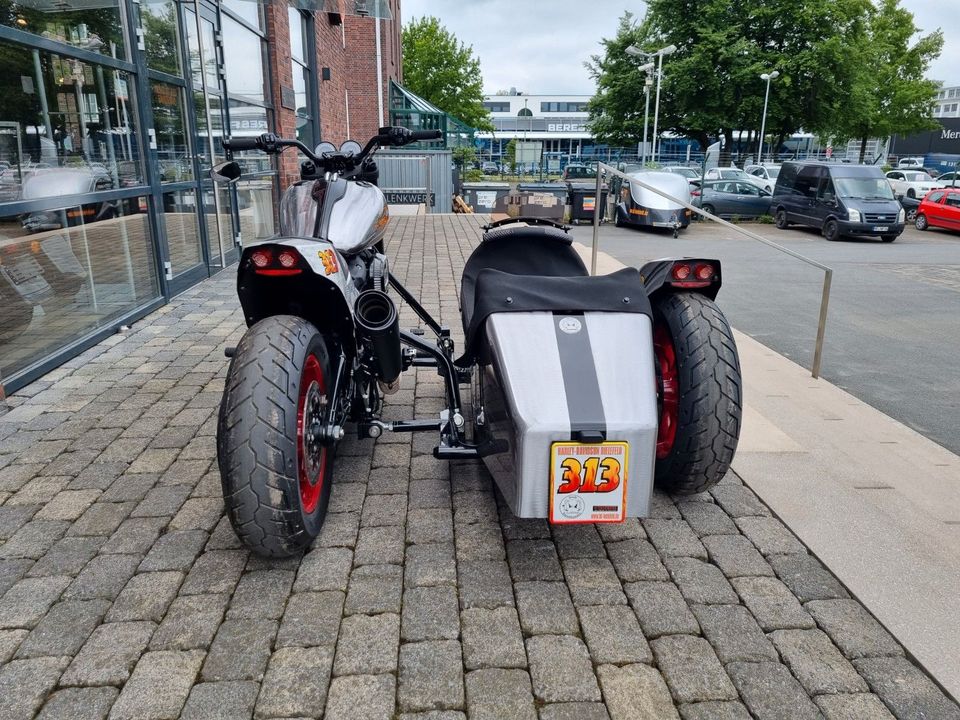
<box><xmin>354</xmin><ymin>290</ymin><xmax>402</xmax><ymax>393</ymax></box>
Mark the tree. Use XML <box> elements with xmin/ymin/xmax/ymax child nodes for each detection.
<box><xmin>402</xmin><ymin>17</ymin><xmax>493</xmax><ymax>131</ymax></box>
<box><xmin>827</xmin><ymin>0</ymin><xmax>942</xmax><ymax>162</ymax></box>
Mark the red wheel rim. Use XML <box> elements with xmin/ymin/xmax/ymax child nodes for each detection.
<box><xmin>297</xmin><ymin>354</ymin><xmax>328</xmax><ymax>514</ymax></box>
<box><xmin>653</xmin><ymin>323</ymin><xmax>679</xmax><ymax>459</ymax></box>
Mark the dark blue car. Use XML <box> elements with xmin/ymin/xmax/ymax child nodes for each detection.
<box><xmin>692</xmin><ymin>180</ymin><xmax>772</xmax><ymax>219</ymax></box>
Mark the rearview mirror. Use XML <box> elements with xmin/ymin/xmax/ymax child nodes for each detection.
<box><xmin>210</xmin><ymin>161</ymin><xmax>242</xmax><ymax>184</ymax></box>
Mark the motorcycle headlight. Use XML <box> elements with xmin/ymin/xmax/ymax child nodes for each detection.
<box><xmin>898</xmin><ymin>208</ymin><xmax>905</xmax><ymax>223</ymax></box>
<box><xmin>848</xmin><ymin>208</ymin><xmax>862</xmax><ymax>223</ymax></box>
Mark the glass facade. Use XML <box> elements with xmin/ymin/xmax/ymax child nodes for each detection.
<box><xmin>0</xmin><ymin>0</ymin><xmax>279</xmax><ymax>391</ymax></box>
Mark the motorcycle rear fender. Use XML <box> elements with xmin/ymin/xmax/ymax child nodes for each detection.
<box><xmin>236</xmin><ymin>237</ymin><xmax>359</xmax><ymax>350</ymax></box>
<box><xmin>639</xmin><ymin>258</ymin><xmax>722</xmax><ymax>302</ymax></box>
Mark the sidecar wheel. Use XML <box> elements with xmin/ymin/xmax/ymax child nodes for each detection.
<box><xmin>218</xmin><ymin>315</ymin><xmax>336</xmax><ymax>557</ymax></box>
<box><xmin>652</xmin><ymin>292</ymin><xmax>741</xmax><ymax>495</ymax></box>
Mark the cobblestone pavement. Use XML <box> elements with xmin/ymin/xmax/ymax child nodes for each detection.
<box><xmin>1</xmin><ymin>215</ymin><xmax>958</xmax><ymax>720</ymax></box>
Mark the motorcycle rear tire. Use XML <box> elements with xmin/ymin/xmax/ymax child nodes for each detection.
<box><xmin>218</xmin><ymin>315</ymin><xmax>337</xmax><ymax>557</ymax></box>
<box><xmin>652</xmin><ymin>292</ymin><xmax>742</xmax><ymax>495</ymax></box>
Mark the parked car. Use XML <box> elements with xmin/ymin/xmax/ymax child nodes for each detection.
<box><xmin>897</xmin><ymin>157</ymin><xmax>925</xmax><ymax>169</ymax></box>
<box><xmin>563</xmin><ymin>163</ymin><xmax>597</xmax><ymax>181</ymax></box>
<box><xmin>692</xmin><ymin>180</ymin><xmax>772</xmax><ymax>218</ymax></box>
<box><xmin>703</xmin><ymin>166</ymin><xmax>767</xmax><ymax>191</ymax></box>
<box><xmin>934</xmin><ymin>171</ymin><xmax>960</xmax><ymax>187</ymax></box>
<box><xmin>772</xmin><ymin>161</ymin><xmax>905</xmax><ymax>242</ymax></box>
<box><xmin>899</xmin><ymin>195</ymin><xmax>921</xmax><ymax>223</ymax></box>
<box><xmin>661</xmin><ymin>166</ymin><xmax>701</xmax><ymax>183</ymax></box>
<box><xmin>915</xmin><ymin>187</ymin><xmax>960</xmax><ymax>233</ymax></box>
<box><xmin>481</xmin><ymin>161</ymin><xmax>499</xmax><ymax>174</ymax></box>
<box><xmin>744</xmin><ymin>164</ymin><xmax>781</xmax><ymax>192</ymax></box>
<box><xmin>885</xmin><ymin>170</ymin><xmax>941</xmax><ymax>199</ymax></box>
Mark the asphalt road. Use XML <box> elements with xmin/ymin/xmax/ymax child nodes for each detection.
<box><xmin>570</xmin><ymin>219</ymin><xmax>960</xmax><ymax>455</ymax></box>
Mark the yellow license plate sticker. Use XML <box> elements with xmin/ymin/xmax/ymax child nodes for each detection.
<box><xmin>549</xmin><ymin>441</ymin><xmax>628</xmax><ymax>524</ymax></box>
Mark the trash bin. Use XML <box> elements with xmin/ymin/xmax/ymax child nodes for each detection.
<box><xmin>568</xmin><ymin>184</ymin><xmax>608</xmax><ymax>223</ymax></box>
<box><xmin>462</xmin><ymin>182</ymin><xmax>511</xmax><ymax>213</ymax></box>
<box><xmin>517</xmin><ymin>182</ymin><xmax>569</xmax><ymax>204</ymax></box>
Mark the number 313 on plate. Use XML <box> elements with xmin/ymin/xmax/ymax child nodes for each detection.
<box><xmin>549</xmin><ymin>442</ymin><xmax>628</xmax><ymax>524</ymax></box>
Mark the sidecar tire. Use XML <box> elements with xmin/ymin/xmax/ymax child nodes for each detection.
<box><xmin>218</xmin><ymin>315</ymin><xmax>336</xmax><ymax>557</ymax></box>
<box><xmin>652</xmin><ymin>292</ymin><xmax>742</xmax><ymax>495</ymax></box>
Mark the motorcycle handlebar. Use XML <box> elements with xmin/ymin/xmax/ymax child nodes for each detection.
<box><xmin>409</xmin><ymin>130</ymin><xmax>443</xmax><ymax>141</ymax></box>
<box><xmin>222</xmin><ymin>137</ymin><xmax>260</xmax><ymax>151</ymax></box>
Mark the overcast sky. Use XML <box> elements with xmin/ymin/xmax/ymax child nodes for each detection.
<box><xmin>401</xmin><ymin>0</ymin><xmax>957</xmax><ymax>95</ymax></box>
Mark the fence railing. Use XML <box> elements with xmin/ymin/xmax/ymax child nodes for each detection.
<box><xmin>591</xmin><ymin>161</ymin><xmax>834</xmax><ymax>379</ymax></box>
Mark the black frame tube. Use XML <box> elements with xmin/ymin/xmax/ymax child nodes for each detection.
<box><xmin>390</xmin><ymin>276</ymin><xmax>444</xmax><ymax>336</ymax></box>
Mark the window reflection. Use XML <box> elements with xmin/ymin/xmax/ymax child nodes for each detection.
<box><xmin>237</xmin><ymin>177</ymin><xmax>275</xmax><ymax>241</ymax></box>
<box><xmin>222</xmin><ymin>16</ymin><xmax>265</xmax><ymax>103</ymax></box>
<box><xmin>151</xmin><ymin>82</ymin><xmax>193</xmax><ymax>182</ymax></box>
<box><xmin>0</xmin><ymin>196</ymin><xmax>160</xmax><ymax>379</ymax></box>
<box><xmin>0</xmin><ymin>42</ymin><xmax>142</xmax><ymax>201</ymax></box>
<box><xmin>222</xmin><ymin>0</ymin><xmax>261</xmax><ymax>30</ymax></box>
<box><xmin>141</xmin><ymin>0</ymin><xmax>181</xmax><ymax>76</ymax></box>
<box><xmin>161</xmin><ymin>189</ymin><xmax>202</xmax><ymax>275</ymax></box>
<box><xmin>1</xmin><ymin>0</ymin><xmax>127</xmax><ymax>58</ymax></box>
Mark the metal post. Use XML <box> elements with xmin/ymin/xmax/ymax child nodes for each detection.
<box><xmin>759</xmin><ymin>75</ymin><xmax>772</xmax><ymax>164</ymax></box>
<box><xmin>811</xmin><ymin>268</ymin><xmax>832</xmax><ymax>379</ymax></box>
<box><xmin>652</xmin><ymin>52</ymin><xmax>664</xmax><ymax>163</ymax></box>
<box><xmin>374</xmin><ymin>17</ymin><xmax>384</xmax><ymax>127</ymax></box>
<box><xmin>642</xmin><ymin>84</ymin><xmax>650</xmax><ymax>166</ymax></box>
<box><xmin>590</xmin><ymin>168</ymin><xmax>602</xmax><ymax>275</ymax></box>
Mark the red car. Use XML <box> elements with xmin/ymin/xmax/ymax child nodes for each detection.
<box><xmin>915</xmin><ymin>187</ymin><xmax>960</xmax><ymax>232</ymax></box>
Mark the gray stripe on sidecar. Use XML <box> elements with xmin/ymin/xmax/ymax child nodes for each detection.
<box><xmin>553</xmin><ymin>313</ymin><xmax>606</xmax><ymax>437</ymax></box>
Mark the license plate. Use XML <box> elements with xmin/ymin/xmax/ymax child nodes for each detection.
<box><xmin>873</xmin><ymin>226</ymin><xmax>889</xmax><ymax>232</ymax></box>
<box><xmin>549</xmin><ymin>441</ymin><xmax>628</xmax><ymax>524</ymax></box>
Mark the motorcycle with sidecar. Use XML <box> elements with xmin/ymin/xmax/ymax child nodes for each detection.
<box><xmin>212</xmin><ymin>126</ymin><xmax>742</xmax><ymax>557</ymax></box>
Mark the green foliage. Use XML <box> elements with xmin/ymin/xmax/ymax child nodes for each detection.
<box><xmin>464</xmin><ymin>168</ymin><xmax>484</xmax><ymax>182</ymax></box>
<box><xmin>402</xmin><ymin>17</ymin><xmax>493</xmax><ymax>131</ymax></box>
<box><xmin>451</xmin><ymin>145</ymin><xmax>477</xmax><ymax>168</ymax></box>
<box><xmin>504</xmin><ymin>139</ymin><xmax>517</xmax><ymax>172</ymax></box>
<box><xmin>827</xmin><ymin>0</ymin><xmax>943</xmax><ymax>161</ymax></box>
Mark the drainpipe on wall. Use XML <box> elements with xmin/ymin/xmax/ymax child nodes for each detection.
<box><xmin>375</xmin><ymin>17</ymin><xmax>384</xmax><ymax>127</ymax></box>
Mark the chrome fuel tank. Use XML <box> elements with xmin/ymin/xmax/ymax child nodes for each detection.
<box><xmin>279</xmin><ymin>177</ymin><xmax>388</xmax><ymax>255</ymax></box>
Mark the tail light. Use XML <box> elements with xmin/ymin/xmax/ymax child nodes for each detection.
<box><xmin>249</xmin><ymin>246</ymin><xmax>303</xmax><ymax>276</ymax></box>
<box><xmin>690</xmin><ymin>190</ymin><xmax>701</xmax><ymax>197</ymax></box>
<box><xmin>670</xmin><ymin>260</ymin><xmax>716</xmax><ymax>289</ymax></box>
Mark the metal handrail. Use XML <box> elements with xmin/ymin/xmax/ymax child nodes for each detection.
<box><xmin>592</xmin><ymin>161</ymin><xmax>833</xmax><ymax>379</ymax></box>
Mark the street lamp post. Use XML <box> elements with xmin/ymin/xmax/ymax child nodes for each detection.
<box><xmin>627</xmin><ymin>44</ymin><xmax>677</xmax><ymax>164</ymax></box>
<box><xmin>640</xmin><ymin>63</ymin><xmax>654</xmax><ymax>165</ymax></box>
<box><xmin>758</xmin><ymin>70</ymin><xmax>780</xmax><ymax>164</ymax></box>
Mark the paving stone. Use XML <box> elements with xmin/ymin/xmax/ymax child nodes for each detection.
<box><xmin>813</xmin><ymin>693</ymin><xmax>896</xmax><ymax>720</ymax></box>
<box><xmin>293</xmin><ymin>547</ymin><xmax>352</xmax><ymax>592</ymax></box>
<box><xmin>402</xmin><ymin>585</ymin><xmax>460</xmax><ymax>641</ymax></box>
<box><xmin>457</xmin><ymin>560</ymin><xmax>514</xmax><ymax>609</ymax></box>
<box><xmin>254</xmin><ymin>647</ymin><xmax>333</xmax><ymax>719</ymax></box>
<box><xmin>731</xmin><ymin>576</ymin><xmax>815</xmax><ymax>631</ymax></box>
<box><xmin>853</xmin><ymin>656</ymin><xmax>960</xmax><ymax>720</ymax></box>
<box><xmin>0</xmin><ymin>575</ymin><xmax>71</xmax><ymax>629</ymax></box>
<box><xmin>354</xmin><ymin>524</ymin><xmax>405</xmax><ymax>565</ymax></box>
<box><xmin>805</xmin><ymin>599</ymin><xmax>903</xmax><ymax>659</ymax></box>
<box><xmin>314</xmin><ymin>512</ymin><xmax>360</xmax><ymax>548</ymax></box>
<box><xmin>179</xmin><ymin>681</ymin><xmax>259</xmax><ymax>720</ymax></box>
<box><xmin>499</xmin><ymin>515</ymin><xmax>551</xmax><ymax>542</ymax></box>
<box><xmin>461</xmin><ymin>607</ymin><xmax>526</xmax><ymax>670</ymax></box>
<box><xmin>64</xmin><ymin>554</ymin><xmax>140</xmax><ymax>600</ymax></box>
<box><xmin>539</xmin><ymin>703</ymin><xmax>611</xmax><ymax>720</ymax></box>
<box><xmin>366</xmin><ymin>466</ymin><xmax>410</xmax><ymax>495</ymax></box>
<box><xmin>465</xmin><ymin>668</ymin><xmax>537</xmax><ymax>720</ymax></box>
<box><xmin>692</xmin><ymin>604</ymin><xmax>778</xmax><ymax>664</ymax></box>
<box><xmin>676</xmin><ymin>501</ymin><xmax>739</xmax><ymax>537</ymax></box>
<box><xmin>453</xmin><ymin>491</ymin><xmax>499</xmax><ymax>527</ymax></box>
<box><xmin>36</xmin><ymin>686</ymin><xmax>119</xmax><ymax>720</ymax></box>
<box><xmin>552</xmin><ymin>525</ymin><xmax>605</xmax><ymax>559</ymax></box>
<box><xmin>597</xmin><ymin>663</ymin><xmax>679</xmax><ymax>720</ymax></box>
<box><xmin>701</xmin><ymin>534</ymin><xmax>774</xmax><ymax>579</ymax></box>
<box><xmin>68</xmin><ymin>503</ymin><xmax>135</xmax><ymax>538</ymax></box>
<box><xmin>770</xmin><ymin>628</ymin><xmax>867</xmax><ymax>695</ymax></box>
<box><xmin>710</xmin><ymin>485</ymin><xmax>770</xmax><ymax>518</ymax></box>
<box><xmin>679</xmin><ymin>700</ymin><xmax>752</xmax><ymax>720</ymax></box>
<box><xmin>624</xmin><ymin>582</ymin><xmax>700</xmax><ymax>638</ymax></box>
<box><xmin>398</xmin><ymin>639</ymin><xmax>464</xmax><ymax>712</ymax></box>
<box><xmin>99</xmin><ymin>518</ymin><xmax>167</xmax><ymax>555</ymax></box>
<box><xmin>150</xmin><ymin>593</ymin><xmax>229</xmax><ymax>650</ymax></box>
<box><xmin>505</xmin><ymin>538</ymin><xmax>563</xmax><ymax>582</ymax></box>
<box><xmin>27</xmin><ymin>537</ymin><xmax>103</xmax><ymax>577</ymax></box>
<box><xmin>406</xmin><ymin>508</ymin><xmax>454</xmax><ymax>545</ymax></box>
<box><xmin>325</xmin><ymin>674</ymin><xmax>396</xmax><ymax>720</ymax></box>
<box><xmin>726</xmin><ymin>661</ymin><xmax>823</xmax><ymax>720</ymax></box>
<box><xmin>0</xmin><ymin>507</ymin><xmax>41</xmax><ymax>544</ymax></box>
<box><xmin>735</xmin><ymin>516</ymin><xmax>807</xmax><ymax>556</ymax></box>
<box><xmin>648</xmin><ymin>491</ymin><xmax>683</xmax><ymax>519</ymax></box>
<box><xmin>227</xmin><ymin>569</ymin><xmax>295</xmax><ymax>620</ymax></box>
<box><xmin>562</xmin><ymin>558</ymin><xmax>627</xmax><ymax>606</ymax></box>
<box><xmin>770</xmin><ymin>554</ymin><xmax>849</xmax><ymax>603</ymax></box>
<box><xmin>515</xmin><ymin>582</ymin><xmax>579</xmax><ymax>635</ymax></box>
<box><xmin>0</xmin><ymin>657</ymin><xmax>71</xmax><ymax>720</ymax></box>
<box><xmin>15</xmin><ymin>598</ymin><xmax>109</xmax><ymax>658</ymax></box>
<box><xmin>596</xmin><ymin>518</ymin><xmax>645</xmax><ymax>542</ymax></box>
<box><xmin>69</xmin><ymin>462</ymin><xmax>127</xmax><ymax>492</ymax></box>
<box><xmin>0</xmin><ymin>628</ymin><xmax>28</xmax><ymax>663</ymax></box>
<box><xmin>527</xmin><ymin>635</ymin><xmax>600</xmax><ymax>703</ymax></box>
<box><xmin>643</xmin><ymin>518</ymin><xmax>708</xmax><ymax>560</ymax></box>
<box><xmin>651</xmin><ymin>634</ymin><xmax>737</xmax><ymax>703</ymax></box>
<box><xmin>109</xmin><ymin>650</ymin><xmax>205</xmax><ymax>720</ymax></box>
<box><xmin>35</xmin><ymin>490</ymin><xmax>101</xmax><ymax>521</ymax></box>
<box><xmin>605</xmin><ymin>538</ymin><xmax>670</xmax><ymax>584</ymax></box>
<box><xmin>138</xmin><ymin>529</ymin><xmax>207</xmax><ymax>572</ymax></box>
<box><xmin>1</xmin><ymin>519</ymin><xmax>69</xmax><ymax>558</ymax></box>
<box><xmin>201</xmin><ymin>618</ymin><xmax>276</xmax><ymax>681</ymax></box>
<box><xmin>168</xmin><ymin>497</ymin><xmax>223</xmax><ymax>532</ymax></box>
<box><xmin>61</xmin><ymin>620</ymin><xmax>155</xmax><ymax>686</ymax></box>
<box><xmin>180</xmin><ymin>549</ymin><xmax>247</xmax><ymax>595</ymax></box>
<box><xmin>578</xmin><ymin>605</ymin><xmax>652</xmax><ymax>665</ymax></box>
<box><xmin>455</xmin><ymin>523</ymin><xmax>505</xmax><ymax>562</ymax></box>
<box><xmin>276</xmin><ymin>591</ymin><xmax>343</xmax><ymax>648</ymax></box>
<box><xmin>405</xmin><ymin>543</ymin><xmax>457</xmax><ymax>588</ymax></box>
<box><xmin>333</xmin><ymin>612</ymin><xmax>400</xmax><ymax>675</ymax></box>
<box><xmin>408</xmin><ymin>478</ymin><xmax>452</xmax><ymax>510</ymax></box>
<box><xmin>361</xmin><ymin>493</ymin><xmax>406</xmax><ymax>527</ymax></box>
<box><xmin>345</xmin><ymin>564</ymin><xmax>403</xmax><ymax>615</ymax></box>
<box><xmin>664</xmin><ymin>557</ymin><xmax>738</xmax><ymax>605</ymax></box>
